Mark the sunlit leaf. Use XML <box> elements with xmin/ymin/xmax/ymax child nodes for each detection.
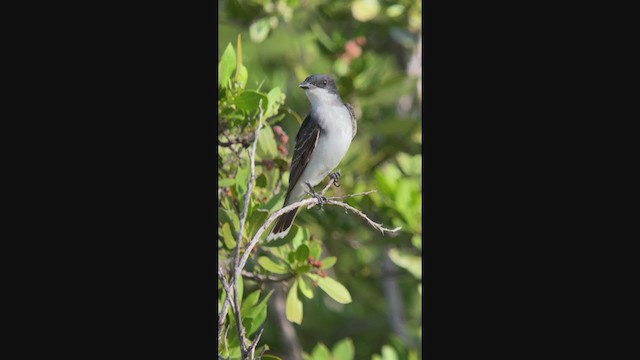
<box><xmin>381</xmin><ymin>345</ymin><xmax>399</xmax><ymax>360</ymax></box>
<box><xmin>310</xmin><ymin>342</ymin><xmax>331</xmax><ymax>360</ymax></box>
<box><xmin>222</xmin><ymin>222</ymin><xmax>236</xmax><ymax>249</ymax></box>
<box><xmin>218</xmin><ymin>43</ymin><xmax>236</xmax><ymax>88</ymax></box>
<box><xmin>297</xmin><ymin>275</ymin><xmax>314</xmax><ymax>299</ymax></box>
<box><xmin>332</xmin><ymin>338</ymin><xmax>355</xmax><ymax>360</ymax></box>
<box><xmin>218</xmin><ymin>178</ymin><xmax>235</xmax><ymax>187</ymax></box>
<box><xmin>286</xmin><ymin>279</ymin><xmax>303</xmax><ymax>324</ymax></box>
<box><xmin>308</xmin><ymin>274</ymin><xmax>352</xmax><ymax>304</ymax></box>
<box><xmin>320</xmin><ymin>256</ymin><xmax>337</xmax><ymax>270</ymax></box>
<box><xmin>258</xmin><ymin>256</ymin><xmax>290</xmax><ymax>274</ymax></box>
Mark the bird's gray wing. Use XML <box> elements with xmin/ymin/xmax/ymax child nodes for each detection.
<box><xmin>286</xmin><ymin>113</ymin><xmax>321</xmax><ymax>202</ymax></box>
<box><xmin>344</xmin><ymin>103</ymin><xmax>357</xmax><ymax>139</ymax></box>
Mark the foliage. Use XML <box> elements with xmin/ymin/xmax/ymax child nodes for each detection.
<box><xmin>218</xmin><ymin>1</ymin><xmax>421</xmax><ymax>359</ymax></box>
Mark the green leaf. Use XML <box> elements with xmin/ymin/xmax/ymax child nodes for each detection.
<box><xmin>291</xmin><ymin>226</ymin><xmax>308</xmax><ymax>249</ymax></box>
<box><xmin>247</xmin><ymin>303</ymin><xmax>267</xmax><ymax>335</ymax></box>
<box><xmin>218</xmin><ymin>178</ymin><xmax>235</xmax><ymax>187</ymax></box>
<box><xmin>231</xmin><ymin>90</ymin><xmax>268</xmax><ymax>113</ymax></box>
<box><xmin>256</xmin><ymin>125</ymin><xmax>278</xmax><ymax>159</ymax></box>
<box><xmin>332</xmin><ymin>338</ymin><xmax>355</xmax><ymax>360</ymax></box>
<box><xmin>296</xmin><ymin>264</ymin><xmax>312</xmax><ymax>274</ymax></box>
<box><xmin>260</xmin><ymin>188</ymin><xmax>285</xmax><ymax>212</ymax></box>
<box><xmin>310</xmin><ymin>342</ymin><xmax>331</xmax><ymax>360</ymax></box>
<box><xmin>222</xmin><ymin>222</ymin><xmax>236</xmax><ymax>249</ymax></box>
<box><xmin>235</xmin><ymin>34</ymin><xmax>247</xmax><ymax>88</ymax></box>
<box><xmin>286</xmin><ymin>279</ymin><xmax>303</xmax><ymax>324</ymax></box>
<box><xmin>236</xmin><ymin>64</ymin><xmax>248</xmax><ymax>89</ymax></box>
<box><xmin>320</xmin><ymin>256</ymin><xmax>337</xmax><ymax>270</ymax></box>
<box><xmin>250</xmin><ymin>17</ymin><xmax>271</xmax><ymax>43</ymax></box>
<box><xmin>388</xmin><ymin>248</ymin><xmax>422</xmax><ymax>279</ymax></box>
<box><xmin>235</xmin><ymin>164</ymin><xmax>250</xmax><ymax>198</ymax></box>
<box><xmin>265</xmin><ymin>87</ymin><xmax>284</xmax><ymax>118</ymax></box>
<box><xmin>295</xmin><ymin>244</ymin><xmax>309</xmax><ymax>262</ymax></box>
<box><xmin>258</xmin><ymin>256</ymin><xmax>290</xmax><ymax>274</ymax></box>
<box><xmin>246</xmin><ymin>209</ymin><xmax>269</xmax><ymax>242</ymax></box>
<box><xmin>262</xmin><ymin>355</ymin><xmax>284</xmax><ymax>360</ymax></box>
<box><xmin>245</xmin><ymin>289</ymin><xmax>273</xmax><ymax>316</ymax></box>
<box><xmin>255</xmin><ymin>173</ymin><xmax>267</xmax><ymax>188</ymax></box>
<box><xmin>381</xmin><ymin>345</ymin><xmax>398</xmax><ymax>360</ymax></box>
<box><xmin>297</xmin><ymin>275</ymin><xmax>314</xmax><ymax>299</ymax></box>
<box><xmin>309</xmin><ymin>242</ymin><xmax>322</xmax><ymax>260</ymax></box>
<box><xmin>218</xmin><ymin>43</ymin><xmax>236</xmax><ymax>88</ymax></box>
<box><xmin>308</xmin><ymin>274</ymin><xmax>352</xmax><ymax>304</ymax></box>
<box><xmin>219</xmin><ymin>208</ymin><xmax>240</xmax><ymax>235</ymax></box>
<box><xmin>241</xmin><ymin>289</ymin><xmax>261</xmax><ymax>313</ymax></box>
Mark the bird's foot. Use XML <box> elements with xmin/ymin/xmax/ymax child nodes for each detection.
<box><xmin>329</xmin><ymin>170</ymin><xmax>341</xmax><ymax>187</ymax></box>
<box><xmin>305</xmin><ymin>182</ymin><xmax>327</xmax><ymax>209</ymax></box>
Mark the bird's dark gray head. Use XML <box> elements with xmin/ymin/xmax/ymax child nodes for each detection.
<box><xmin>299</xmin><ymin>74</ymin><xmax>339</xmax><ymax>95</ymax></box>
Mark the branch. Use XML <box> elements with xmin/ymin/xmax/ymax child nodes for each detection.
<box><xmin>219</xmin><ymin>99</ymin><xmax>265</xmax><ymax>357</ymax></box>
<box><xmin>241</xmin><ymin>270</ymin><xmax>295</xmax><ymax>283</ymax></box>
<box><xmin>237</xmin><ymin>178</ymin><xmax>401</xmax><ymax>274</ymax></box>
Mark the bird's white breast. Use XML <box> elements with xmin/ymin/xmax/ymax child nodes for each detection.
<box><xmin>302</xmin><ymin>103</ymin><xmax>353</xmax><ymax>186</ymax></box>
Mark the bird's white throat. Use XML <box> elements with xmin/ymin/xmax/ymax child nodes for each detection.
<box><xmin>304</xmin><ymin>87</ymin><xmax>342</xmax><ymax>109</ymax></box>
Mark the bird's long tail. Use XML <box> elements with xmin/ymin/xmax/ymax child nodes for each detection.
<box><xmin>266</xmin><ymin>206</ymin><xmax>299</xmax><ymax>241</ymax></box>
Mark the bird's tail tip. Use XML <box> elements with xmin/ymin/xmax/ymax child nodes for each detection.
<box><xmin>266</xmin><ymin>208</ymin><xmax>298</xmax><ymax>242</ymax></box>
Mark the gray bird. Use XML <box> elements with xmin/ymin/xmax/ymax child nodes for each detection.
<box><xmin>267</xmin><ymin>74</ymin><xmax>357</xmax><ymax>241</ymax></box>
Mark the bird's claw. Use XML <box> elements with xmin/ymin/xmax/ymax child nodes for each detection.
<box><xmin>305</xmin><ymin>182</ymin><xmax>327</xmax><ymax>209</ymax></box>
<box><xmin>329</xmin><ymin>170</ymin><xmax>342</xmax><ymax>187</ymax></box>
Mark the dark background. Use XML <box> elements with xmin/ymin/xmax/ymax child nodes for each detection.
<box><xmin>7</xmin><ymin>1</ymin><xmax>624</xmax><ymax>358</ymax></box>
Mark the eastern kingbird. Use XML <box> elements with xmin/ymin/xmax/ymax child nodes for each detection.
<box><xmin>267</xmin><ymin>74</ymin><xmax>357</xmax><ymax>241</ymax></box>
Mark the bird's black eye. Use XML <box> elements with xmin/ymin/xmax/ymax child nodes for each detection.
<box><xmin>323</xmin><ymin>80</ymin><xmax>327</xmax><ymax>86</ymax></box>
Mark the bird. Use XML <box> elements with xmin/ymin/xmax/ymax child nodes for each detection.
<box><xmin>266</xmin><ymin>74</ymin><xmax>357</xmax><ymax>241</ymax></box>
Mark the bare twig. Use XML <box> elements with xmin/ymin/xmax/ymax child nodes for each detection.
<box><xmin>237</xmin><ymin>179</ymin><xmax>401</xmax><ymax>273</ymax></box>
<box><xmin>219</xmin><ymin>100</ymin><xmax>266</xmax><ymax>357</ymax></box>
<box><xmin>234</xmin><ymin>99</ymin><xmax>265</xmax><ymax>357</ymax></box>
<box><xmin>248</xmin><ymin>328</ymin><xmax>265</xmax><ymax>359</ymax></box>
<box><xmin>241</xmin><ymin>270</ymin><xmax>295</xmax><ymax>283</ymax></box>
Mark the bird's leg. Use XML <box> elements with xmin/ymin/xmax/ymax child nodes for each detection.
<box><xmin>328</xmin><ymin>170</ymin><xmax>341</xmax><ymax>187</ymax></box>
<box><xmin>305</xmin><ymin>182</ymin><xmax>326</xmax><ymax>208</ymax></box>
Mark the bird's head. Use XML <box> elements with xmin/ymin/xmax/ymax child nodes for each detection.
<box><xmin>299</xmin><ymin>74</ymin><xmax>341</xmax><ymax>107</ymax></box>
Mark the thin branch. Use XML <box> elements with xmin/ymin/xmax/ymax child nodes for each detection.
<box><xmin>221</xmin><ymin>99</ymin><xmax>265</xmax><ymax>358</ymax></box>
<box><xmin>237</xmin><ymin>181</ymin><xmax>401</xmax><ymax>273</ymax></box>
<box><xmin>241</xmin><ymin>270</ymin><xmax>295</xmax><ymax>283</ymax></box>
<box><xmin>248</xmin><ymin>328</ymin><xmax>265</xmax><ymax>359</ymax></box>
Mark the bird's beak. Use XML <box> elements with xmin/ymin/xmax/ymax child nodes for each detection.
<box><xmin>299</xmin><ymin>82</ymin><xmax>310</xmax><ymax>89</ymax></box>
